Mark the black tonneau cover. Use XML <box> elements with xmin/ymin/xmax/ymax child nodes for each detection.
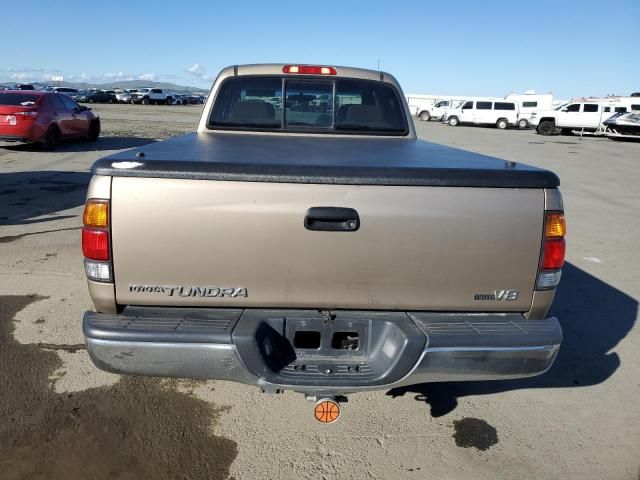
<box><xmin>91</xmin><ymin>133</ymin><xmax>559</xmax><ymax>188</ymax></box>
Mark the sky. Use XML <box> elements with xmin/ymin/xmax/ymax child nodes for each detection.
<box><xmin>2</xmin><ymin>0</ymin><xmax>639</xmax><ymax>99</ymax></box>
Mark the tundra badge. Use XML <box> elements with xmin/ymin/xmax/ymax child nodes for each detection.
<box><xmin>128</xmin><ymin>284</ymin><xmax>248</xmax><ymax>298</ymax></box>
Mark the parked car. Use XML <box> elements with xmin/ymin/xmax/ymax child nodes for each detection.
<box><xmin>0</xmin><ymin>91</ymin><xmax>100</xmax><ymax>149</ymax></box>
<box><xmin>71</xmin><ymin>90</ymin><xmax>88</xmax><ymax>101</ymax></box>
<box><xmin>82</xmin><ymin>64</ymin><xmax>564</xmax><ymax>416</ymax></box>
<box><xmin>170</xmin><ymin>94</ymin><xmax>189</xmax><ymax>105</ymax></box>
<box><xmin>188</xmin><ymin>94</ymin><xmax>205</xmax><ymax>104</ymax></box>
<box><xmin>76</xmin><ymin>90</ymin><xmax>117</xmax><ymax>104</ymax></box>
<box><xmin>49</xmin><ymin>87</ymin><xmax>79</xmax><ymax>97</ymax></box>
<box><xmin>115</xmin><ymin>90</ymin><xmax>137</xmax><ymax>103</ymax></box>
<box><xmin>16</xmin><ymin>84</ymin><xmax>35</xmax><ymax>90</ymax></box>
<box><xmin>447</xmin><ymin>100</ymin><xmax>518</xmax><ymax>129</ymax></box>
<box><xmin>129</xmin><ymin>88</ymin><xmax>173</xmax><ymax>105</ymax></box>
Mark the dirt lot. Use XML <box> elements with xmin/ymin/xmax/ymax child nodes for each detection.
<box><xmin>1</xmin><ymin>104</ymin><xmax>638</xmax><ymax>480</ymax></box>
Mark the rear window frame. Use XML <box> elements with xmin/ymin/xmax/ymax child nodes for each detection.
<box><xmin>0</xmin><ymin>92</ymin><xmax>42</xmax><ymax>106</ymax></box>
<box><xmin>207</xmin><ymin>75</ymin><xmax>409</xmax><ymax>136</ymax></box>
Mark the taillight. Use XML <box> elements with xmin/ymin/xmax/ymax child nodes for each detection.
<box><xmin>83</xmin><ymin>200</ymin><xmax>108</xmax><ymax>228</ymax></box>
<box><xmin>541</xmin><ymin>239</ymin><xmax>565</xmax><ymax>269</ymax></box>
<box><xmin>537</xmin><ymin>211</ymin><xmax>566</xmax><ymax>290</ymax></box>
<box><xmin>82</xmin><ymin>229</ymin><xmax>109</xmax><ymax>260</ymax></box>
<box><xmin>544</xmin><ymin>212</ymin><xmax>566</xmax><ymax>238</ymax></box>
<box><xmin>82</xmin><ymin>199</ymin><xmax>112</xmax><ymax>281</ymax></box>
<box><xmin>13</xmin><ymin>111</ymin><xmax>38</xmax><ymax>120</ymax></box>
<box><xmin>283</xmin><ymin>65</ymin><xmax>337</xmax><ymax>75</ymax></box>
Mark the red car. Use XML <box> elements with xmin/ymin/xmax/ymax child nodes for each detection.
<box><xmin>0</xmin><ymin>90</ymin><xmax>100</xmax><ymax>150</ymax></box>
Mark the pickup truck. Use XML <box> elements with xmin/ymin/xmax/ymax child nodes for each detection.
<box><xmin>129</xmin><ymin>88</ymin><xmax>173</xmax><ymax>105</ymax></box>
<box><xmin>82</xmin><ymin>64</ymin><xmax>564</xmax><ymax>411</ymax></box>
<box><xmin>532</xmin><ymin>101</ymin><xmax>614</xmax><ymax>135</ymax></box>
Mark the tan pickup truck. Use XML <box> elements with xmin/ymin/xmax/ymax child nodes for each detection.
<box><xmin>81</xmin><ymin>64</ymin><xmax>565</xmax><ymax>406</ymax></box>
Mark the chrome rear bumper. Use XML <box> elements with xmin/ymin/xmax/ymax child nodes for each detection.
<box><xmin>84</xmin><ymin>308</ymin><xmax>561</xmax><ymax>395</ymax></box>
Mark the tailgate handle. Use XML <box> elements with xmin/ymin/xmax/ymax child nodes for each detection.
<box><xmin>304</xmin><ymin>207</ymin><xmax>360</xmax><ymax>232</ymax></box>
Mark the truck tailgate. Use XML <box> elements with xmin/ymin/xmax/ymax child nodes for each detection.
<box><xmin>111</xmin><ymin>177</ymin><xmax>543</xmax><ymax>311</ymax></box>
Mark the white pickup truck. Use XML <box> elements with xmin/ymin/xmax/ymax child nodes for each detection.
<box><xmin>419</xmin><ymin>99</ymin><xmax>465</xmax><ymax>121</ymax></box>
<box><xmin>129</xmin><ymin>88</ymin><xmax>173</xmax><ymax>105</ymax></box>
<box><xmin>81</xmin><ymin>64</ymin><xmax>564</xmax><ymax>418</ymax></box>
<box><xmin>532</xmin><ymin>101</ymin><xmax>613</xmax><ymax>135</ymax></box>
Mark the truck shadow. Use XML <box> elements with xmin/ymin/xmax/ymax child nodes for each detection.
<box><xmin>386</xmin><ymin>262</ymin><xmax>637</xmax><ymax>417</ymax></box>
<box><xmin>1</xmin><ymin>136</ymin><xmax>157</xmax><ymax>152</ymax></box>
<box><xmin>0</xmin><ymin>171</ymin><xmax>91</xmax><ymax>226</ymax></box>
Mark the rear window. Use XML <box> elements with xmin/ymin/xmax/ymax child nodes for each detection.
<box><xmin>476</xmin><ymin>101</ymin><xmax>492</xmax><ymax>110</ymax></box>
<box><xmin>209</xmin><ymin>76</ymin><xmax>407</xmax><ymax>135</ymax></box>
<box><xmin>522</xmin><ymin>101</ymin><xmax>537</xmax><ymax>108</ymax></box>
<box><xmin>494</xmin><ymin>102</ymin><xmax>516</xmax><ymax>110</ymax></box>
<box><xmin>583</xmin><ymin>104</ymin><xmax>598</xmax><ymax>112</ymax></box>
<box><xmin>0</xmin><ymin>93</ymin><xmax>40</xmax><ymax>106</ymax></box>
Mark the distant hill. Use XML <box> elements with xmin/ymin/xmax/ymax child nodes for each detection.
<box><xmin>0</xmin><ymin>80</ymin><xmax>209</xmax><ymax>95</ymax></box>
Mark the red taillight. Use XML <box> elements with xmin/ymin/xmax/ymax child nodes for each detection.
<box><xmin>542</xmin><ymin>238</ymin><xmax>565</xmax><ymax>270</ymax></box>
<box><xmin>283</xmin><ymin>65</ymin><xmax>337</xmax><ymax>75</ymax></box>
<box><xmin>82</xmin><ymin>229</ymin><xmax>109</xmax><ymax>261</ymax></box>
<box><xmin>9</xmin><ymin>111</ymin><xmax>38</xmax><ymax>122</ymax></box>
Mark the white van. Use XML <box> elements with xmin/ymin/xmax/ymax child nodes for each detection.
<box><xmin>447</xmin><ymin>100</ymin><xmax>518</xmax><ymax>129</ymax></box>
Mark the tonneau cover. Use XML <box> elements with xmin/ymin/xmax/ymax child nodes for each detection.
<box><xmin>92</xmin><ymin>132</ymin><xmax>559</xmax><ymax>188</ymax></box>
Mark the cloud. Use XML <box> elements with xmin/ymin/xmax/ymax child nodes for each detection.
<box><xmin>0</xmin><ymin>67</ymin><xmax>62</xmax><ymax>82</ymax></box>
<box><xmin>0</xmin><ymin>66</ymin><xmax>208</xmax><ymax>89</ymax></box>
<box><xmin>11</xmin><ymin>72</ymin><xmax>33</xmax><ymax>81</ymax></box>
<box><xmin>0</xmin><ymin>68</ymin><xmax>162</xmax><ymax>85</ymax></box>
<box><xmin>187</xmin><ymin>64</ymin><xmax>204</xmax><ymax>76</ymax></box>
<box><xmin>103</xmin><ymin>72</ymin><xmax>129</xmax><ymax>80</ymax></box>
<box><xmin>187</xmin><ymin>64</ymin><xmax>213</xmax><ymax>81</ymax></box>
